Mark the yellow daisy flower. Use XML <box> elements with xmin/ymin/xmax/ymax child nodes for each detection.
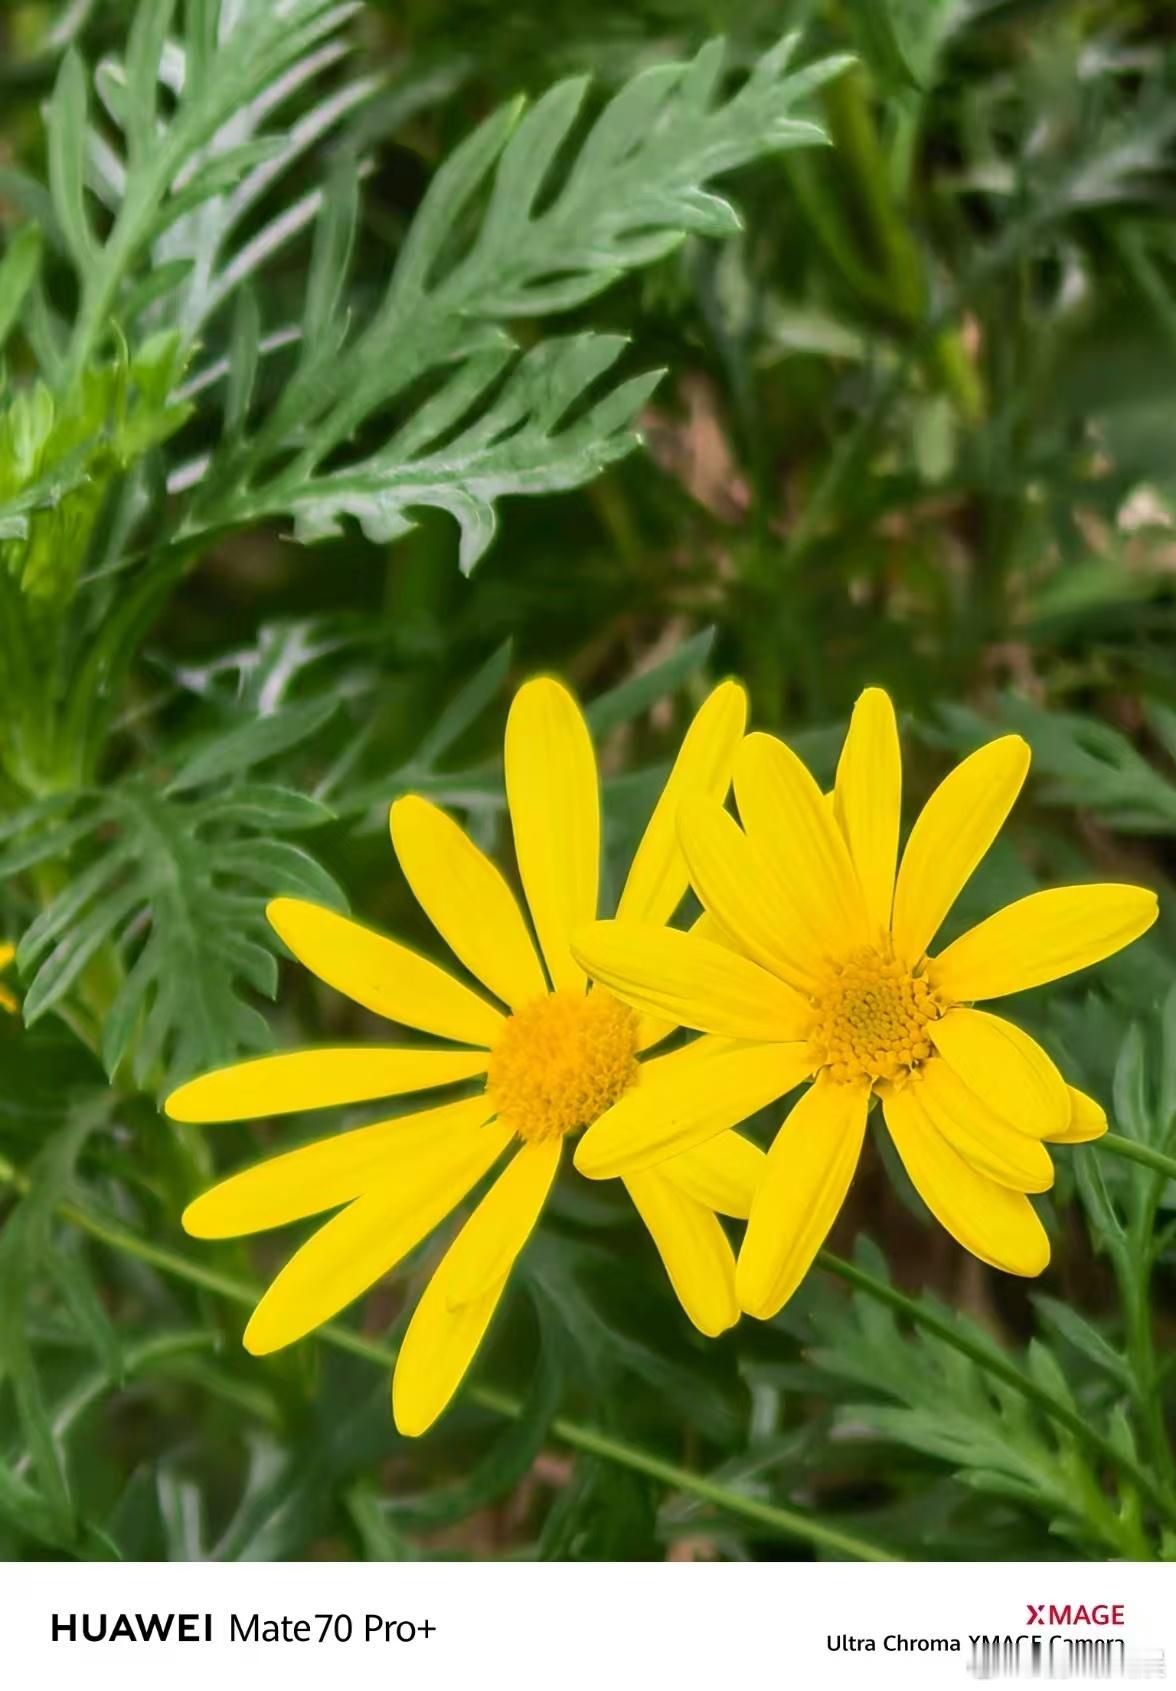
<box><xmin>572</xmin><ymin>687</ymin><xmax>1159</xmax><ymax>1320</ymax></box>
<box><xmin>166</xmin><ymin>677</ymin><xmax>764</xmax><ymax>1434</ymax></box>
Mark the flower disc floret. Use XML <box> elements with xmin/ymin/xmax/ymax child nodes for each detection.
<box><xmin>487</xmin><ymin>990</ymin><xmax>641</xmax><ymax>1142</ymax></box>
<box><xmin>807</xmin><ymin>948</ymin><xmax>945</xmax><ymax>1086</ymax></box>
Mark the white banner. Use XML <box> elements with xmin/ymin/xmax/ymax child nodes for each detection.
<box><xmin>1</xmin><ymin>1560</ymin><xmax>1169</xmax><ymax>1688</ymax></box>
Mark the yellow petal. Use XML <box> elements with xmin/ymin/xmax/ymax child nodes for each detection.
<box><xmin>616</xmin><ymin>679</ymin><xmax>747</xmax><ymax>926</ymax></box>
<box><xmin>0</xmin><ymin>941</ymin><xmax>15</xmax><ymax>969</ymax></box>
<box><xmin>166</xmin><ymin>1045</ymin><xmax>488</xmax><ymax>1123</ymax></box>
<box><xmin>913</xmin><ymin>1059</ymin><xmax>1054</xmax><ymax>1192</ymax></box>
<box><xmin>393</xmin><ymin>1269</ymin><xmax>508</xmax><ymax>1438</ymax></box>
<box><xmin>633</xmin><ymin>906</ymin><xmax>740</xmax><ymax>1052</ymax></box>
<box><xmin>575</xmin><ymin>1037</ymin><xmax>813</xmax><ymax>1179</ymax></box>
<box><xmin>390</xmin><ymin>796</ymin><xmax>547</xmax><ymax>1010</ymax></box>
<box><xmin>392</xmin><ymin>1142</ymin><xmax>556</xmax><ymax>1435</ymax></box>
<box><xmin>733</xmin><ymin>732</ymin><xmax>870</xmax><ymax>957</ymax></box>
<box><xmin>184</xmin><ymin>1094</ymin><xmax>502</xmax><ymax>1240</ymax></box>
<box><xmin>736</xmin><ymin>1076</ymin><xmax>869</xmax><ymax>1320</ymax></box>
<box><xmin>267</xmin><ymin>898</ymin><xmax>503</xmax><ymax>1047</ymax></box>
<box><xmin>930</xmin><ymin>1007</ymin><xmax>1069</xmax><ymax>1138</ymax></box>
<box><xmin>624</xmin><ymin>1170</ymin><xmax>739</xmax><ymax>1336</ymax></box>
<box><xmin>0</xmin><ymin>984</ymin><xmax>17</xmax><ymax>1014</ymax></box>
<box><xmin>443</xmin><ymin>1138</ymin><xmax>560</xmax><ymax>1308</ymax></box>
<box><xmin>505</xmin><ymin>678</ymin><xmax>599</xmax><ymax>994</ymax></box>
<box><xmin>240</xmin><ymin>1116</ymin><xmax>514</xmax><ymax>1352</ymax></box>
<box><xmin>931</xmin><ymin>884</ymin><xmax>1158</xmax><ymax>1001</ymax></box>
<box><xmin>635</xmin><ymin>1012</ymin><xmax>676</xmax><ymax>1053</ymax></box>
<box><xmin>660</xmin><ymin>1128</ymin><xmax>767</xmax><ymax>1219</ymax></box>
<box><xmin>1048</xmin><ymin>1087</ymin><xmax>1108</xmax><ymax>1144</ymax></box>
<box><xmin>882</xmin><ymin>1084</ymin><xmax>1050</xmax><ymax>1275</ymax></box>
<box><xmin>691</xmin><ymin>907</ymin><xmax>751</xmax><ymax>959</ymax></box>
<box><xmin>833</xmin><ymin>688</ymin><xmax>901</xmax><ymax>939</ymax></box>
<box><xmin>890</xmin><ymin>736</ymin><xmax>1030</xmax><ymax>962</ymax></box>
<box><xmin>573</xmin><ymin>920</ymin><xmax>811</xmax><ymax>1044</ymax></box>
<box><xmin>678</xmin><ymin>797</ymin><xmax>827</xmax><ymax>993</ymax></box>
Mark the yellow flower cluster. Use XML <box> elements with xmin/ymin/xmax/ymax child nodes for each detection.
<box><xmin>166</xmin><ymin>681</ymin><xmax>1158</xmax><ymax>1434</ymax></box>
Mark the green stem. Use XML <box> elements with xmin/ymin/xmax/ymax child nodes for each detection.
<box><xmin>1097</xmin><ymin>1134</ymin><xmax>1176</xmax><ymax>1497</ymax></box>
<box><xmin>822</xmin><ymin>68</ymin><xmax>924</xmax><ymax>324</ymax></box>
<box><xmin>0</xmin><ymin>1159</ymin><xmax>894</xmax><ymax>1563</ymax></box>
<box><xmin>1122</xmin><ymin>1261</ymin><xmax>1174</xmax><ymax>1499</ymax></box>
<box><xmin>818</xmin><ymin>1248</ymin><xmax>1176</xmax><ymax>1534</ymax></box>
<box><xmin>819</xmin><ymin>66</ymin><xmax>984</xmax><ymax>424</ymax></box>
<box><xmin>1098</xmin><ymin>1132</ymin><xmax>1176</xmax><ymax>1186</ymax></box>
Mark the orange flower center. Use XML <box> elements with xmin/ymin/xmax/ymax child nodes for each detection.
<box><xmin>487</xmin><ymin>990</ymin><xmax>641</xmax><ymax>1143</ymax></box>
<box><xmin>806</xmin><ymin>948</ymin><xmax>946</xmax><ymax>1086</ymax></box>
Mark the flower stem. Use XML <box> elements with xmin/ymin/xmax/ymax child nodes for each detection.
<box><xmin>0</xmin><ymin>1158</ymin><xmax>895</xmax><ymax>1563</ymax></box>
<box><xmin>1094</xmin><ymin>1133</ymin><xmax>1176</xmax><ymax>1497</ymax></box>
<box><xmin>1097</xmin><ymin>1131</ymin><xmax>1176</xmax><ymax>1186</ymax></box>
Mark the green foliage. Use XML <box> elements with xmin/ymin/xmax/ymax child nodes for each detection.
<box><xmin>0</xmin><ymin>698</ymin><xmax>345</xmax><ymax>1088</ymax></box>
<box><xmin>0</xmin><ymin>1102</ymin><xmax>120</xmax><ymax>1557</ymax></box>
<box><xmin>800</xmin><ymin>1240</ymin><xmax>1151</xmax><ymax>1558</ymax></box>
<box><xmin>0</xmin><ymin>333</ymin><xmax>190</xmax><ymax>606</ymax></box>
<box><xmin>938</xmin><ymin>696</ymin><xmax>1176</xmax><ymax>835</ymax></box>
<box><xmin>180</xmin><ymin>32</ymin><xmax>848</xmax><ymax>569</ymax></box>
<box><xmin>0</xmin><ymin>0</ymin><xmax>1172</xmax><ymax>1566</ymax></box>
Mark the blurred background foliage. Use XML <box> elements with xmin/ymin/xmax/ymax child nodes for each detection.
<box><xmin>0</xmin><ymin>0</ymin><xmax>1173</xmax><ymax>1562</ymax></box>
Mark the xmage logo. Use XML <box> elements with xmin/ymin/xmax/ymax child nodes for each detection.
<box><xmin>1025</xmin><ymin>1604</ymin><xmax>1125</xmax><ymax>1627</ymax></box>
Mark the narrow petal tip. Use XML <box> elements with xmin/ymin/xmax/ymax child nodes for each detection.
<box><xmin>162</xmin><ymin>1081</ymin><xmax>194</xmax><ymax>1123</ymax></box>
<box><xmin>572</xmin><ymin>1131</ymin><xmax>610</xmax><ymax>1180</ymax></box>
<box><xmin>855</xmin><ymin>683</ymin><xmax>895</xmax><ymax>710</ymax></box>
<box><xmin>734</xmin><ymin>1258</ymin><xmax>780</xmax><ymax>1322</ymax></box>
<box><xmin>179</xmin><ymin>1196</ymin><xmax>206</xmax><ymax>1237</ymax></box>
<box><xmin>242</xmin><ymin>1314</ymin><xmax>277</xmax><ymax>1358</ymax></box>
<box><xmin>391</xmin><ymin>1382</ymin><xmax>434</xmax><ymax>1440</ymax></box>
<box><xmin>265</xmin><ymin>894</ymin><xmax>310</xmax><ymax>938</ymax></box>
<box><xmin>181</xmin><ymin>1189</ymin><xmax>237</xmax><ymax>1241</ymax></box>
<box><xmin>388</xmin><ymin>792</ymin><xmax>424</xmax><ymax>839</ymax></box>
<box><xmin>709</xmin><ymin>675</ymin><xmax>749</xmax><ymax>715</ymax></box>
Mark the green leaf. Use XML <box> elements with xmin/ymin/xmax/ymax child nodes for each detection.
<box><xmin>0</xmin><ymin>226</ymin><xmax>43</xmax><ymax>352</ymax></box>
<box><xmin>0</xmin><ymin>1105</ymin><xmax>111</xmax><ymax>1543</ymax></box>
<box><xmin>185</xmin><ymin>32</ymin><xmax>847</xmax><ymax>569</ymax></box>
<box><xmin>7</xmin><ymin>728</ymin><xmax>345</xmax><ymax>1085</ymax></box>
<box><xmin>47</xmin><ymin>50</ymin><xmax>95</xmax><ymax>270</ymax></box>
<box><xmin>167</xmin><ymin>697</ymin><xmax>338</xmax><ymax>792</ymax></box>
<box><xmin>938</xmin><ymin>695</ymin><xmax>1176</xmax><ymax>835</ymax></box>
<box><xmin>303</xmin><ymin>159</ymin><xmax>360</xmax><ymax>347</ymax></box>
<box><xmin>1032</xmin><ymin>1295</ymin><xmax>1130</xmax><ymax>1390</ymax></box>
<box><xmin>411</xmin><ymin>640</ymin><xmax>512</xmax><ymax>771</ymax></box>
<box><xmin>845</xmin><ymin>0</ymin><xmax>961</xmax><ymax>91</ymax></box>
<box><xmin>278</xmin><ymin>336</ymin><xmax>663</xmax><ymax>573</ymax></box>
<box><xmin>123</xmin><ymin>0</ymin><xmax>178</xmax><ymax>164</ymax></box>
<box><xmin>802</xmin><ymin>1240</ymin><xmax>1142</xmax><ymax>1556</ymax></box>
<box><xmin>586</xmin><ymin>629</ymin><xmax>716</xmax><ymax>735</ymax></box>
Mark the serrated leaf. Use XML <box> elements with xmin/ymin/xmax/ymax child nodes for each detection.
<box><xmin>182</xmin><ymin>32</ymin><xmax>845</xmax><ymax>570</ymax></box>
<box><xmin>279</xmin><ymin>336</ymin><xmax>662</xmax><ymax>572</ymax></box>
<box><xmin>7</xmin><ymin>720</ymin><xmax>344</xmax><ymax>1085</ymax></box>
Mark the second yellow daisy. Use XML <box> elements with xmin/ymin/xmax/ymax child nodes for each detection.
<box><xmin>573</xmin><ymin>688</ymin><xmax>1158</xmax><ymax>1319</ymax></box>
